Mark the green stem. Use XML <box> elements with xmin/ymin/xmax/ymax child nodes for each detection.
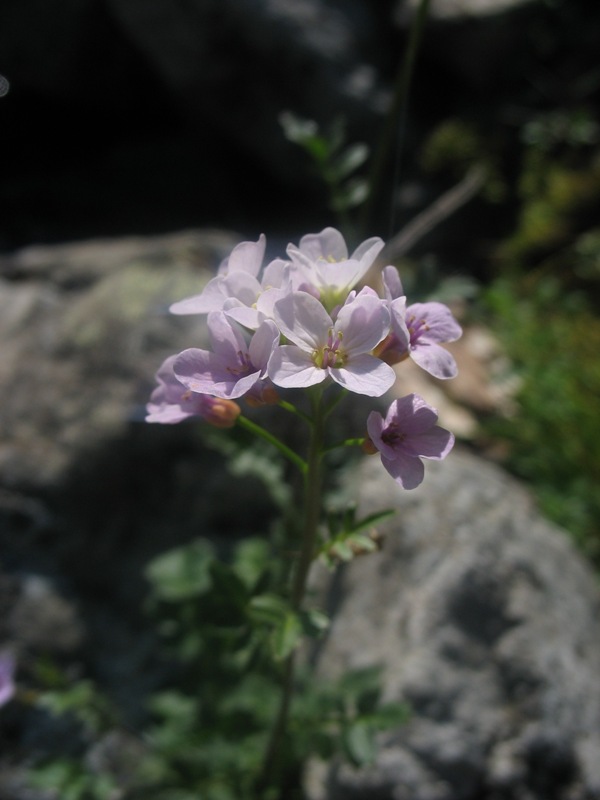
<box><xmin>359</xmin><ymin>0</ymin><xmax>431</xmax><ymax>238</ymax></box>
<box><xmin>278</xmin><ymin>398</ymin><xmax>313</xmax><ymax>425</ymax></box>
<box><xmin>291</xmin><ymin>392</ymin><xmax>325</xmax><ymax>608</ymax></box>
<box><xmin>322</xmin><ymin>436</ymin><xmax>365</xmax><ymax>454</ymax></box>
<box><xmin>323</xmin><ymin>387</ymin><xmax>348</xmax><ymax>418</ymax></box>
<box><xmin>256</xmin><ymin>390</ymin><xmax>326</xmax><ymax>793</ymax></box>
<box><xmin>237</xmin><ymin>415</ymin><xmax>307</xmax><ymax>474</ymax></box>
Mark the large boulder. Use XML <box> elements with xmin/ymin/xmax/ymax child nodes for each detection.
<box><xmin>306</xmin><ymin>450</ymin><xmax>600</xmax><ymax>800</ymax></box>
<box><xmin>0</xmin><ymin>228</ymin><xmax>236</xmax><ymax>490</ymax></box>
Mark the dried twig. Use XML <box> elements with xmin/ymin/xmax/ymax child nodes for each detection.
<box><xmin>379</xmin><ymin>164</ymin><xmax>486</xmax><ymax>263</ymax></box>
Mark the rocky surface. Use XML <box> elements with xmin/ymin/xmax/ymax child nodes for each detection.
<box><xmin>0</xmin><ymin>230</ymin><xmax>284</xmax><ymax>791</ymax></box>
<box><xmin>0</xmin><ymin>228</ymin><xmax>236</xmax><ymax>490</ymax></box>
<box><xmin>305</xmin><ymin>451</ymin><xmax>600</xmax><ymax>800</ymax></box>
<box><xmin>1</xmin><ymin>230</ymin><xmax>599</xmax><ymax>799</ymax></box>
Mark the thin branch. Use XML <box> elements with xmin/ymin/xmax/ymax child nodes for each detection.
<box><xmin>379</xmin><ymin>164</ymin><xmax>486</xmax><ymax>263</ymax></box>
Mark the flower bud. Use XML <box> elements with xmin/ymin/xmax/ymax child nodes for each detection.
<box><xmin>362</xmin><ymin>437</ymin><xmax>379</xmax><ymax>455</ymax></box>
<box><xmin>245</xmin><ymin>386</ymin><xmax>280</xmax><ymax>408</ymax></box>
<box><xmin>203</xmin><ymin>398</ymin><xmax>241</xmax><ymax>428</ymax></box>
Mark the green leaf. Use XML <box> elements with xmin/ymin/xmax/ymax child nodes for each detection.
<box><xmin>331</xmin><ymin>143</ymin><xmax>369</xmax><ymax>180</ymax></box>
<box><xmin>271</xmin><ymin>611</ymin><xmax>303</xmax><ymax>661</ymax></box>
<box><xmin>247</xmin><ymin>593</ymin><xmax>289</xmax><ymax>626</ymax></box>
<box><xmin>343</xmin><ymin>719</ymin><xmax>377</xmax><ymax>766</ymax></box>
<box><xmin>209</xmin><ymin>561</ymin><xmax>249</xmax><ymax>612</ymax></box>
<box><xmin>147</xmin><ymin>690</ymin><xmax>197</xmax><ymax>732</ymax></box>
<box><xmin>328</xmin><ymin>540</ymin><xmax>354</xmax><ymax>562</ymax></box>
<box><xmin>145</xmin><ymin>539</ymin><xmax>215</xmax><ymax>601</ymax></box>
<box><xmin>331</xmin><ymin>178</ymin><xmax>369</xmax><ymax>211</ymax></box>
<box><xmin>347</xmin><ymin>509</ymin><xmax>395</xmax><ymax>536</ymax></box>
<box><xmin>279</xmin><ymin>111</ymin><xmax>319</xmax><ymax>144</ymax></box>
<box><xmin>346</xmin><ymin>533</ymin><xmax>378</xmax><ymax>556</ymax></box>
<box><xmin>300</xmin><ymin>608</ymin><xmax>330</xmax><ymax>638</ymax></box>
<box><xmin>338</xmin><ymin>665</ymin><xmax>383</xmax><ymax>697</ymax></box>
<box><xmin>232</xmin><ymin>537</ymin><xmax>271</xmax><ymax>589</ymax></box>
<box><xmin>370</xmin><ymin>701</ymin><xmax>411</xmax><ymax>728</ymax></box>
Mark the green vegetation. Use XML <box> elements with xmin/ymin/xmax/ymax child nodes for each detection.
<box><xmin>483</xmin><ymin>276</ymin><xmax>600</xmax><ymax>564</ymax></box>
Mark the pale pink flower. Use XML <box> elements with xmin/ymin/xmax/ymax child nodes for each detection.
<box><xmin>169</xmin><ymin>235</ymin><xmax>268</xmax><ymax>317</ymax></box>
<box><xmin>173</xmin><ymin>313</ymin><xmax>279</xmax><ymax>401</ymax></box>
<box><xmin>375</xmin><ymin>266</ymin><xmax>462</xmax><ymax>379</ymax></box>
<box><xmin>366</xmin><ymin>394</ymin><xmax>455</xmax><ymax>489</ymax></box>
<box><xmin>268</xmin><ymin>291</ymin><xmax>395</xmax><ymax>396</ymax></box>
<box><xmin>286</xmin><ymin>227</ymin><xmax>384</xmax><ymax>308</ymax></box>
<box><xmin>146</xmin><ymin>355</ymin><xmax>240</xmax><ymax>427</ymax></box>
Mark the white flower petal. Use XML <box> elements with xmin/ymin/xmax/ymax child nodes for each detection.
<box><xmin>332</xmin><ymin>355</ymin><xmax>396</xmax><ymax>396</ymax></box>
<box><xmin>336</xmin><ymin>295</ymin><xmax>390</xmax><ymax>355</ymax></box>
<box><xmin>268</xmin><ymin>345</ymin><xmax>327</xmax><ymax>388</ymax></box>
<box><xmin>273</xmin><ymin>292</ymin><xmax>331</xmax><ymax>351</ymax></box>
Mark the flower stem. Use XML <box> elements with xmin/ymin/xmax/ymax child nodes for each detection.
<box><xmin>237</xmin><ymin>414</ymin><xmax>307</xmax><ymax>474</ymax></box>
<box><xmin>278</xmin><ymin>398</ymin><xmax>313</xmax><ymax>425</ymax></box>
<box><xmin>322</xmin><ymin>436</ymin><xmax>366</xmax><ymax>454</ymax></box>
<box><xmin>358</xmin><ymin>0</ymin><xmax>431</xmax><ymax>238</ymax></box>
<box><xmin>256</xmin><ymin>390</ymin><xmax>325</xmax><ymax>794</ymax></box>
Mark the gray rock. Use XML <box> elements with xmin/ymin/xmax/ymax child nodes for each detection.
<box><xmin>0</xmin><ymin>229</ymin><xmax>236</xmax><ymax>489</ymax></box>
<box><xmin>7</xmin><ymin>573</ymin><xmax>84</xmax><ymax>654</ymax></box>
<box><xmin>306</xmin><ymin>449</ymin><xmax>600</xmax><ymax>800</ymax></box>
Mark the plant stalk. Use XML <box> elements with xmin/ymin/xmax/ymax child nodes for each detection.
<box><xmin>256</xmin><ymin>391</ymin><xmax>325</xmax><ymax>794</ymax></box>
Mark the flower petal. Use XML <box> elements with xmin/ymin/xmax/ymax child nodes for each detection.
<box><xmin>268</xmin><ymin>345</ymin><xmax>327</xmax><ymax>388</ymax></box>
<box><xmin>386</xmin><ymin>394</ymin><xmax>439</xmax><ymax>433</ymax></box>
<box><xmin>173</xmin><ymin>348</ymin><xmax>237</xmax><ymax>396</ymax></box>
<box><xmin>381</xmin><ymin>452</ymin><xmax>425</xmax><ymax>490</ymax></box>
<box><xmin>332</xmin><ymin>354</ymin><xmax>396</xmax><ymax>396</ymax></box>
<box><xmin>169</xmin><ymin>275</ymin><xmax>228</xmax><ymax>315</ymax></box>
<box><xmin>366</xmin><ymin>410</ymin><xmax>397</xmax><ymax>460</ymax></box>
<box><xmin>410</xmin><ymin>342</ymin><xmax>458</xmax><ymax>379</ymax></box>
<box><xmin>389</xmin><ymin>297</ymin><xmax>410</xmax><ymax>349</ymax></box>
<box><xmin>335</xmin><ymin>294</ymin><xmax>390</xmax><ymax>355</ymax></box>
<box><xmin>223</xmin><ymin>300</ymin><xmax>261</xmax><ymax>330</ymax></box>
<box><xmin>351</xmin><ymin>236</ymin><xmax>384</xmax><ymax>267</ymax></box>
<box><xmin>273</xmin><ymin>292</ymin><xmax>331</xmax><ymax>351</ymax></box>
<box><xmin>404</xmin><ymin>427</ymin><xmax>455</xmax><ymax>460</ymax></box>
<box><xmin>382</xmin><ymin>265</ymin><xmax>404</xmax><ymax>302</ymax></box>
<box><xmin>407</xmin><ymin>302</ymin><xmax>462</xmax><ymax>343</ymax></box>
<box><xmin>221</xmin><ymin>234</ymin><xmax>266</xmax><ymax>277</ymax></box>
<box><xmin>295</xmin><ymin>227</ymin><xmax>348</xmax><ymax>261</ymax></box>
<box><xmin>207</xmin><ymin>312</ymin><xmax>248</xmax><ymax>361</ymax></box>
<box><xmin>248</xmin><ymin>320</ymin><xmax>280</xmax><ymax>372</ymax></box>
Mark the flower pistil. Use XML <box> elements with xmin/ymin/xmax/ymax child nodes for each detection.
<box><xmin>314</xmin><ymin>329</ymin><xmax>345</xmax><ymax>369</ymax></box>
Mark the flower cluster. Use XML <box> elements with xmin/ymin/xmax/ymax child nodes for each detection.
<box><xmin>147</xmin><ymin>228</ymin><xmax>461</xmax><ymax>488</ymax></box>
